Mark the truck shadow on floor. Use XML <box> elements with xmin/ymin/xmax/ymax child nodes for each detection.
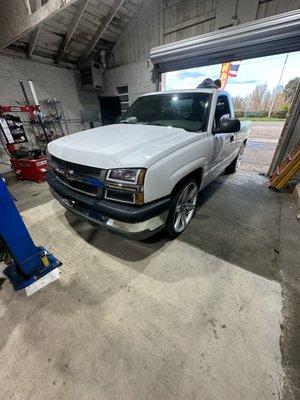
<box><xmin>179</xmin><ymin>171</ymin><xmax>281</xmax><ymax>281</ymax></box>
<box><xmin>64</xmin><ymin>171</ymin><xmax>281</xmax><ymax>282</ymax></box>
<box><xmin>64</xmin><ymin>210</ymin><xmax>169</xmax><ymax>264</ymax></box>
<box><xmin>63</xmin><ymin>176</ymin><xmax>225</xmax><ymax>265</ymax></box>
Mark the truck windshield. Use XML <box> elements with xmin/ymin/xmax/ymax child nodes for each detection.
<box><xmin>119</xmin><ymin>92</ymin><xmax>212</xmax><ymax>132</ymax></box>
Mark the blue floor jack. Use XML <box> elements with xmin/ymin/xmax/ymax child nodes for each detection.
<box><xmin>0</xmin><ymin>176</ymin><xmax>61</xmax><ymax>293</ymax></box>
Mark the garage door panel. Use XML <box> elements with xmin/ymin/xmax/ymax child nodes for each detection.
<box><xmin>150</xmin><ymin>9</ymin><xmax>300</xmax><ymax>73</ymax></box>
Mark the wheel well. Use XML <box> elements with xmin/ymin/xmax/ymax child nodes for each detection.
<box><xmin>171</xmin><ymin>168</ymin><xmax>203</xmax><ymax>196</ymax></box>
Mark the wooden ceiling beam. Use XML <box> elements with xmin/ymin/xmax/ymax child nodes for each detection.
<box><xmin>80</xmin><ymin>0</ymin><xmax>125</xmax><ymax>63</ymax></box>
<box><xmin>56</xmin><ymin>0</ymin><xmax>89</xmax><ymax>63</ymax></box>
<box><xmin>27</xmin><ymin>25</ymin><xmax>43</xmax><ymax>57</ymax></box>
<box><xmin>0</xmin><ymin>0</ymin><xmax>76</xmax><ymax>49</ymax></box>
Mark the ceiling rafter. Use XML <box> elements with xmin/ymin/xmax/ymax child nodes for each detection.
<box><xmin>80</xmin><ymin>0</ymin><xmax>125</xmax><ymax>63</ymax></box>
<box><xmin>27</xmin><ymin>0</ymin><xmax>42</xmax><ymax>58</ymax></box>
<box><xmin>0</xmin><ymin>0</ymin><xmax>77</xmax><ymax>50</ymax></box>
<box><xmin>56</xmin><ymin>0</ymin><xmax>89</xmax><ymax>63</ymax></box>
<box><xmin>28</xmin><ymin>25</ymin><xmax>43</xmax><ymax>57</ymax></box>
<box><xmin>24</xmin><ymin>0</ymin><xmax>32</xmax><ymax>15</ymax></box>
<box><xmin>3</xmin><ymin>0</ymin><xmax>144</xmax><ymax>64</ymax></box>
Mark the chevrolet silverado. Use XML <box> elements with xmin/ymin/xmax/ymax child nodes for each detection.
<box><xmin>46</xmin><ymin>89</ymin><xmax>251</xmax><ymax>239</ymax></box>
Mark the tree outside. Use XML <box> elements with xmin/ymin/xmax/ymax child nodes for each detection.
<box><xmin>233</xmin><ymin>77</ymin><xmax>300</xmax><ymax>119</ymax></box>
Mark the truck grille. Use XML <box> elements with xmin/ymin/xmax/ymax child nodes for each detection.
<box><xmin>56</xmin><ymin>173</ymin><xmax>99</xmax><ymax>197</ymax></box>
<box><xmin>50</xmin><ymin>156</ymin><xmax>103</xmax><ymax>198</ymax></box>
<box><xmin>51</xmin><ymin>155</ymin><xmax>102</xmax><ymax>177</ymax></box>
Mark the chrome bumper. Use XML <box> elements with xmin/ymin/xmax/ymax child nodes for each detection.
<box><xmin>50</xmin><ymin>188</ymin><xmax>167</xmax><ymax>240</ymax></box>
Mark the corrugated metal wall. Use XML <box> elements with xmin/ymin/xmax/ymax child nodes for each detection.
<box><xmin>110</xmin><ymin>0</ymin><xmax>300</xmax><ymax>68</ymax></box>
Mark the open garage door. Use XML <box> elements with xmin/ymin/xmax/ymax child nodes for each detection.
<box><xmin>150</xmin><ymin>10</ymin><xmax>300</xmax><ymax>176</ymax></box>
<box><xmin>150</xmin><ymin>10</ymin><xmax>300</xmax><ymax>73</ymax></box>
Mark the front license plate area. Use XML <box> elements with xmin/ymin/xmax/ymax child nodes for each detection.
<box><xmin>54</xmin><ymin>190</ymin><xmax>107</xmax><ymax>224</ymax></box>
<box><xmin>88</xmin><ymin>210</ymin><xmax>108</xmax><ymax>223</ymax></box>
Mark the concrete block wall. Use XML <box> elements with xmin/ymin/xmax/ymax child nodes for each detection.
<box><xmin>0</xmin><ymin>55</ymin><xmax>99</xmax><ymax>173</ymax></box>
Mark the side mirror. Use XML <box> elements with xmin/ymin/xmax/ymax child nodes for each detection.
<box><xmin>214</xmin><ymin>118</ymin><xmax>241</xmax><ymax>134</ymax></box>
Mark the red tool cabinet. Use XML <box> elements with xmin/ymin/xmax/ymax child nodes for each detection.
<box><xmin>10</xmin><ymin>157</ymin><xmax>48</xmax><ymax>183</ymax></box>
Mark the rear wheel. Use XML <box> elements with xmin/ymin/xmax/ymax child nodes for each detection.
<box><xmin>225</xmin><ymin>143</ymin><xmax>245</xmax><ymax>174</ymax></box>
<box><xmin>165</xmin><ymin>179</ymin><xmax>199</xmax><ymax>238</ymax></box>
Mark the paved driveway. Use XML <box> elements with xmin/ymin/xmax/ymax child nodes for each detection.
<box><xmin>241</xmin><ymin>121</ymin><xmax>284</xmax><ymax>174</ymax></box>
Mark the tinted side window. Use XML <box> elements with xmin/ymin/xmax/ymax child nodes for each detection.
<box><xmin>215</xmin><ymin>95</ymin><xmax>231</xmax><ymax>125</ymax></box>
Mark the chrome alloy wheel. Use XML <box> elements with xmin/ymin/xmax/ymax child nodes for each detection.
<box><xmin>173</xmin><ymin>182</ymin><xmax>198</xmax><ymax>233</ymax></box>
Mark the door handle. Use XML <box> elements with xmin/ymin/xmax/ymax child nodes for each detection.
<box><xmin>230</xmin><ymin>135</ymin><xmax>234</xmax><ymax>142</ymax></box>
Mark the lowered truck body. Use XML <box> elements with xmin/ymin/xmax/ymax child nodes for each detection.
<box><xmin>46</xmin><ymin>89</ymin><xmax>251</xmax><ymax>239</ymax></box>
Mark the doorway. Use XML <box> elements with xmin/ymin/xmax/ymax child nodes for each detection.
<box><xmin>162</xmin><ymin>51</ymin><xmax>300</xmax><ymax>174</ymax></box>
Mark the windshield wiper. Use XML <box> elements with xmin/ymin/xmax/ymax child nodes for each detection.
<box><xmin>145</xmin><ymin>122</ymin><xmax>168</xmax><ymax>127</ymax></box>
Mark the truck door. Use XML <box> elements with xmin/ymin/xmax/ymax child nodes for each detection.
<box><xmin>212</xmin><ymin>94</ymin><xmax>236</xmax><ymax>167</ymax></box>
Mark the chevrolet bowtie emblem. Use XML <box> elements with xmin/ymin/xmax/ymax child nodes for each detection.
<box><xmin>64</xmin><ymin>169</ymin><xmax>74</xmax><ymax>178</ymax></box>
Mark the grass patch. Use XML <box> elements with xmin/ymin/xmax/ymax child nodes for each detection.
<box><xmin>239</xmin><ymin>117</ymin><xmax>285</xmax><ymax>122</ymax></box>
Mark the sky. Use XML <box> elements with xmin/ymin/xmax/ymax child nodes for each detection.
<box><xmin>165</xmin><ymin>51</ymin><xmax>300</xmax><ymax>98</ymax></box>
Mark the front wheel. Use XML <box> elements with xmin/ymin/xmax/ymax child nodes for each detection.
<box><xmin>165</xmin><ymin>179</ymin><xmax>199</xmax><ymax>238</ymax></box>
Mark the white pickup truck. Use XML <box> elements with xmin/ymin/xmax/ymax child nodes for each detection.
<box><xmin>46</xmin><ymin>89</ymin><xmax>250</xmax><ymax>239</ymax></box>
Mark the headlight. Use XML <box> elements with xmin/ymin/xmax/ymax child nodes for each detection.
<box><xmin>106</xmin><ymin>168</ymin><xmax>145</xmax><ymax>185</ymax></box>
<box><xmin>105</xmin><ymin>168</ymin><xmax>146</xmax><ymax>205</ymax></box>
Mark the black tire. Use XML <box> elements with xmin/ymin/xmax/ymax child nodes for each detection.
<box><xmin>165</xmin><ymin>179</ymin><xmax>199</xmax><ymax>238</ymax></box>
<box><xmin>225</xmin><ymin>143</ymin><xmax>245</xmax><ymax>174</ymax></box>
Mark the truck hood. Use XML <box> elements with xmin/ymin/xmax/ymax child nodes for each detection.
<box><xmin>48</xmin><ymin>123</ymin><xmax>199</xmax><ymax>169</ymax></box>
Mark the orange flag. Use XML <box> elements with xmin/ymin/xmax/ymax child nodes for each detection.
<box><xmin>220</xmin><ymin>61</ymin><xmax>241</xmax><ymax>89</ymax></box>
<box><xmin>220</xmin><ymin>63</ymin><xmax>231</xmax><ymax>89</ymax></box>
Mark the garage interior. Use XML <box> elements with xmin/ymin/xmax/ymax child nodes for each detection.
<box><xmin>0</xmin><ymin>1</ymin><xmax>300</xmax><ymax>400</ymax></box>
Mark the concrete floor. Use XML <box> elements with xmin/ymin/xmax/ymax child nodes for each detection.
<box><xmin>1</xmin><ymin>169</ymin><xmax>299</xmax><ymax>400</ymax></box>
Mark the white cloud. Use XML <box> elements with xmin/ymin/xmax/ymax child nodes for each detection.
<box><xmin>165</xmin><ymin>51</ymin><xmax>300</xmax><ymax>97</ymax></box>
